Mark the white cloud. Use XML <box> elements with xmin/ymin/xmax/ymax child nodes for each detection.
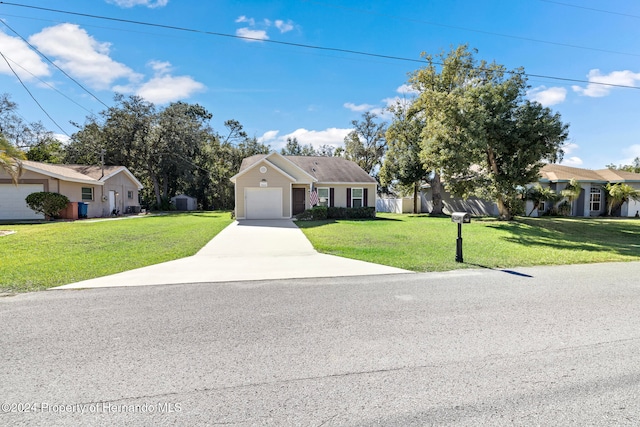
<box><xmin>236</xmin><ymin>28</ymin><xmax>269</xmax><ymax>41</ymax></box>
<box><xmin>259</xmin><ymin>128</ymin><xmax>352</xmax><ymax>150</ymax></box>
<box><xmin>29</xmin><ymin>23</ymin><xmax>139</xmax><ymax>90</ymax></box>
<box><xmin>234</xmin><ymin>15</ymin><xmax>296</xmax><ymax>42</ymax></box>
<box><xmin>0</xmin><ymin>31</ymin><xmax>50</xmax><ymax>80</ymax></box>
<box><xmin>396</xmin><ymin>84</ymin><xmax>419</xmax><ymax>95</ymax></box>
<box><xmin>562</xmin><ymin>142</ymin><xmax>579</xmax><ymax>155</ymax></box>
<box><xmin>618</xmin><ymin>144</ymin><xmax>640</xmax><ymax>165</ymax></box>
<box><xmin>528</xmin><ymin>86</ymin><xmax>567</xmax><ymax>106</ymax></box>
<box><xmin>572</xmin><ymin>69</ymin><xmax>640</xmax><ymax>98</ymax></box>
<box><xmin>135</xmin><ymin>75</ymin><xmax>205</xmax><ymax>104</ymax></box>
<box><xmin>275</xmin><ymin>19</ymin><xmax>294</xmax><ymax>33</ymax></box>
<box><xmin>235</xmin><ymin>16</ymin><xmax>255</xmax><ymax>26</ymax></box>
<box><xmin>561</xmin><ymin>156</ymin><xmax>583</xmax><ymax>167</ymax></box>
<box><xmin>130</xmin><ymin>60</ymin><xmax>204</xmax><ymax>104</ymax></box>
<box><xmin>106</xmin><ymin>0</ymin><xmax>168</xmax><ymax>8</ymax></box>
<box><xmin>344</xmin><ymin>102</ymin><xmax>374</xmax><ymax>112</ymax></box>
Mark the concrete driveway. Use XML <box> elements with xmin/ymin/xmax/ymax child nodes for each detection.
<box><xmin>55</xmin><ymin>220</ymin><xmax>410</xmax><ymax>289</ymax></box>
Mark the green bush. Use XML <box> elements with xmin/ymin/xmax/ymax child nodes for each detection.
<box><xmin>327</xmin><ymin>206</ymin><xmax>375</xmax><ymax>219</ymax></box>
<box><xmin>296</xmin><ymin>206</ymin><xmax>376</xmax><ymax>220</ymax></box>
<box><xmin>25</xmin><ymin>192</ymin><xmax>70</xmax><ymax>219</ymax></box>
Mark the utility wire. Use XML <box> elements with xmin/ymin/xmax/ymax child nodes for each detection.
<box><xmin>0</xmin><ymin>1</ymin><xmax>639</xmax><ymax>91</ymax></box>
<box><xmin>305</xmin><ymin>1</ymin><xmax>640</xmax><ymax>58</ymax></box>
<box><xmin>0</xmin><ymin>49</ymin><xmax>70</xmax><ymax>136</ymax></box>
<box><xmin>538</xmin><ymin>0</ymin><xmax>640</xmax><ymax>20</ymax></box>
<box><xmin>3</xmin><ymin>54</ymin><xmax>94</xmax><ymax>114</ymax></box>
<box><xmin>0</xmin><ymin>18</ymin><xmax>109</xmax><ymax>108</ymax></box>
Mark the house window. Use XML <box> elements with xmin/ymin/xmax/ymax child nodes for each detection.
<box><xmin>539</xmin><ymin>201</ymin><xmax>546</xmax><ymax>213</ymax></box>
<box><xmin>351</xmin><ymin>188</ymin><xmax>363</xmax><ymax>208</ymax></box>
<box><xmin>127</xmin><ymin>190</ymin><xmax>133</xmax><ymax>199</ymax></box>
<box><xmin>317</xmin><ymin>187</ymin><xmax>330</xmax><ymax>207</ymax></box>
<box><xmin>590</xmin><ymin>187</ymin><xmax>601</xmax><ymax>211</ymax></box>
<box><xmin>81</xmin><ymin>187</ymin><xmax>93</xmax><ymax>201</ymax></box>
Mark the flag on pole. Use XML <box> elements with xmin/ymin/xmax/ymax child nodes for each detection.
<box><xmin>310</xmin><ymin>190</ymin><xmax>319</xmax><ymax>206</ymax></box>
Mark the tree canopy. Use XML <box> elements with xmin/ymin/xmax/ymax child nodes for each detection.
<box><xmin>408</xmin><ymin>45</ymin><xmax>569</xmax><ymax>219</ymax></box>
<box><xmin>342</xmin><ymin>111</ymin><xmax>387</xmax><ymax>176</ymax></box>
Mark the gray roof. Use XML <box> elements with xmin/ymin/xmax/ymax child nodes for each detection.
<box><xmin>240</xmin><ymin>154</ymin><xmax>376</xmax><ymax>183</ymax></box>
<box><xmin>540</xmin><ymin>164</ymin><xmax>640</xmax><ymax>183</ymax></box>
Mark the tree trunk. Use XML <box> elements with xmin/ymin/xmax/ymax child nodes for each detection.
<box><xmin>413</xmin><ymin>182</ymin><xmax>419</xmax><ymax>214</ymax></box>
<box><xmin>430</xmin><ymin>172</ymin><xmax>443</xmax><ymax>215</ymax></box>
<box><xmin>486</xmin><ymin>147</ymin><xmax>511</xmax><ymax>220</ymax></box>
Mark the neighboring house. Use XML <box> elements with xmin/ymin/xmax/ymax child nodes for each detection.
<box><xmin>532</xmin><ymin>164</ymin><xmax>640</xmax><ymax>217</ymax></box>
<box><xmin>419</xmin><ymin>164</ymin><xmax>640</xmax><ymax>218</ymax></box>
<box><xmin>230</xmin><ymin>152</ymin><xmax>377</xmax><ymax>220</ymax></box>
<box><xmin>171</xmin><ymin>194</ymin><xmax>197</xmax><ymax>211</ymax></box>
<box><xmin>0</xmin><ymin>160</ymin><xmax>143</xmax><ymax>220</ymax></box>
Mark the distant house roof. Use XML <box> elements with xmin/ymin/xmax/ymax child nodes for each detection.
<box><xmin>20</xmin><ymin>161</ymin><xmax>143</xmax><ymax>189</ymax></box>
<box><xmin>237</xmin><ymin>154</ymin><xmax>376</xmax><ymax>183</ymax></box>
<box><xmin>540</xmin><ymin>164</ymin><xmax>640</xmax><ymax>183</ymax></box>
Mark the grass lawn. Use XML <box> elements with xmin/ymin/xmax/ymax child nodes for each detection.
<box><xmin>296</xmin><ymin>213</ymin><xmax>640</xmax><ymax>272</ymax></box>
<box><xmin>0</xmin><ymin>212</ymin><xmax>233</xmax><ymax>293</ymax></box>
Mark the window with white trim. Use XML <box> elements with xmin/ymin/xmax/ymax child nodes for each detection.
<box><xmin>590</xmin><ymin>187</ymin><xmax>601</xmax><ymax>211</ymax></box>
<box><xmin>81</xmin><ymin>187</ymin><xmax>93</xmax><ymax>201</ymax></box>
<box><xmin>317</xmin><ymin>187</ymin><xmax>330</xmax><ymax>207</ymax></box>
<box><xmin>539</xmin><ymin>201</ymin><xmax>546</xmax><ymax>213</ymax></box>
<box><xmin>351</xmin><ymin>188</ymin><xmax>363</xmax><ymax>208</ymax></box>
<box><xmin>127</xmin><ymin>190</ymin><xmax>133</xmax><ymax>199</ymax></box>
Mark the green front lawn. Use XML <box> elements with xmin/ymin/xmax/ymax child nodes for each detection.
<box><xmin>296</xmin><ymin>214</ymin><xmax>640</xmax><ymax>271</ymax></box>
<box><xmin>0</xmin><ymin>212</ymin><xmax>233</xmax><ymax>292</ymax></box>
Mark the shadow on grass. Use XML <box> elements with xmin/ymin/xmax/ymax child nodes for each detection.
<box><xmin>486</xmin><ymin>218</ymin><xmax>640</xmax><ymax>258</ymax></box>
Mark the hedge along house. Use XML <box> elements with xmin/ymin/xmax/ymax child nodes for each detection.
<box><xmin>0</xmin><ymin>160</ymin><xmax>143</xmax><ymax>220</ymax></box>
<box><xmin>230</xmin><ymin>152</ymin><xmax>377</xmax><ymax>220</ymax></box>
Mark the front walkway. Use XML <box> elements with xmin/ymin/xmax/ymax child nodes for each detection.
<box><xmin>55</xmin><ymin>220</ymin><xmax>411</xmax><ymax>289</ymax></box>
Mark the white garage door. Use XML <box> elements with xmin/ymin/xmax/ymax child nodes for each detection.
<box><xmin>0</xmin><ymin>184</ymin><xmax>45</xmax><ymax>220</ymax></box>
<box><xmin>245</xmin><ymin>187</ymin><xmax>283</xmax><ymax>219</ymax></box>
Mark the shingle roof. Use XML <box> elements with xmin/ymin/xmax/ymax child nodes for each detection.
<box><xmin>285</xmin><ymin>156</ymin><xmax>376</xmax><ymax>183</ymax></box>
<box><xmin>540</xmin><ymin>164</ymin><xmax>640</xmax><ymax>183</ymax></box>
<box><xmin>62</xmin><ymin>164</ymin><xmax>123</xmax><ymax>180</ymax></box>
<box><xmin>22</xmin><ymin>160</ymin><xmax>100</xmax><ymax>184</ymax></box>
<box><xmin>238</xmin><ymin>154</ymin><xmax>376</xmax><ymax>183</ymax></box>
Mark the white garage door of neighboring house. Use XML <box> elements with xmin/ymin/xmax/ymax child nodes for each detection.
<box><xmin>245</xmin><ymin>187</ymin><xmax>283</xmax><ymax>219</ymax></box>
<box><xmin>0</xmin><ymin>184</ymin><xmax>45</xmax><ymax>220</ymax></box>
<box><xmin>627</xmin><ymin>199</ymin><xmax>640</xmax><ymax>217</ymax></box>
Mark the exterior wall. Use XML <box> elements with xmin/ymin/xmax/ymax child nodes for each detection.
<box><xmin>1</xmin><ymin>169</ymin><xmax>141</xmax><ymax>219</ymax></box>
<box><xmin>235</xmin><ymin>161</ymin><xmax>294</xmax><ymax>218</ymax></box>
<box><xmin>316</xmin><ymin>183</ymin><xmax>377</xmax><ymax>208</ymax></box>
<box><xmin>266</xmin><ymin>156</ymin><xmax>313</xmax><ymax>182</ymax></box>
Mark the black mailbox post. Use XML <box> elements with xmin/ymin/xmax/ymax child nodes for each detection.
<box><xmin>451</xmin><ymin>212</ymin><xmax>471</xmax><ymax>262</ymax></box>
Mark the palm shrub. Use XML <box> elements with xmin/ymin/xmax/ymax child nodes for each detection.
<box><xmin>605</xmin><ymin>183</ymin><xmax>640</xmax><ymax>216</ymax></box>
<box><xmin>561</xmin><ymin>178</ymin><xmax>582</xmax><ymax>216</ymax></box>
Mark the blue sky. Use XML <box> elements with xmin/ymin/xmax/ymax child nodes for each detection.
<box><xmin>1</xmin><ymin>0</ymin><xmax>640</xmax><ymax>169</ymax></box>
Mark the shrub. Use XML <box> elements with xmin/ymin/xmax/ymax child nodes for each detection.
<box><xmin>25</xmin><ymin>192</ymin><xmax>70</xmax><ymax>219</ymax></box>
<box><xmin>327</xmin><ymin>206</ymin><xmax>375</xmax><ymax>219</ymax></box>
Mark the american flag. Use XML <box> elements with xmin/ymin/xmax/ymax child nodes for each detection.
<box><xmin>309</xmin><ymin>190</ymin><xmax>319</xmax><ymax>206</ymax></box>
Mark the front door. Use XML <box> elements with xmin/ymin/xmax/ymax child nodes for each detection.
<box><xmin>292</xmin><ymin>188</ymin><xmax>306</xmax><ymax>215</ymax></box>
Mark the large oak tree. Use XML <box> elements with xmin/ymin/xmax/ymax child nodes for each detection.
<box><xmin>410</xmin><ymin>45</ymin><xmax>569</xmax><ymax>219</ymax></box>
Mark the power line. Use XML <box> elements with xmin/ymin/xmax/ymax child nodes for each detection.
<box><xmin>3</xmin><ymin>54</ymin><xmax>94</xmax><ymax>114</ymax></box>
<box><xmin>305</xmin><ymin>1</ymin><xmax>640</xmax><ymax>58</ymax></box>
<box><xmin>0</xmin><ymin>1</ymin><xmax>639</xmax><ymax>91</ymax></box>
<box><xmin>0</xmin><ymin>49</ymin><xmax>70</xmax><ymax>136</ymax></box>
<box><xmin>0</xmin><ymin>19</ymin><xmax>109</xmax><ymax>108</ymax></box>
<box><xmin>537</xmin><ymin>0</ymin><xmax>640</xmax><ymax>20</ymax></box>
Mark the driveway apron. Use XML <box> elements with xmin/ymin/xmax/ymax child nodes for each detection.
<box><xmin>55</xmin><ymin>220</ymin><xmax>410</xmax><ymax>289</ymax></box>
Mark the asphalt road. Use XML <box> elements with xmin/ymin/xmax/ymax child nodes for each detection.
<box><xmin>1</xmin><ymin>262</ymin><xmax>640</xmax><ymax>426</ymax></box>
